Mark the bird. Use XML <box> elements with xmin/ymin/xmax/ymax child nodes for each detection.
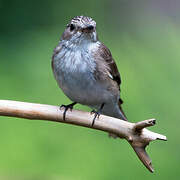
<box><xmin>52</xmin><ymin>16</ymin><xmax>127</xmax><ymax>128</ymax></box>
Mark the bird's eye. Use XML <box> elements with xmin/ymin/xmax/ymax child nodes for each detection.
<box><xmin>70</xmin><ymin>24</ymin><xmax>75</xmax><ymax>31</ymax></box>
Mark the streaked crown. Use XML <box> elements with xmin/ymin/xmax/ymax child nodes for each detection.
<box><xmin>69</xmin><ymin>16</ymin><xmax>96</xmax><ymax>29</ymax></box>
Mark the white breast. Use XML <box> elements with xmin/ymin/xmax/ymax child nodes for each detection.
<box><xmin>53</xmin><ymin>41</ymin><xmax>113</xmax><ymax>106</ymax></box>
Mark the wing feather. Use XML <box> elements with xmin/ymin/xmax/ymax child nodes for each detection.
<box><xmin>97</xmin><ymin>43</ymin><xmax>121</xmax><ymax>87</ymax></box>
<box><xmin>95</xmin><ymin>43</ymin><xmax>127</xmax><ymax>120</ymax></box>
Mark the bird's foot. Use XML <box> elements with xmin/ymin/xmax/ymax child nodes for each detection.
<box><xmin>90</xmin><ymin>103</ymin><xmax>105</xmax><ymax>126</ymax></box>
<box><xmin>60</xmin><ymin>102</ymin><xmax>77</xmax><ymax>121</ymax></box>
<box><xmin>91</xmin><ymin>109</ymin><xmax>101</xmax><ymax>126</ymax></box>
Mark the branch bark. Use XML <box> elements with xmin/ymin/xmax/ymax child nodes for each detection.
<box><xmin>0</xmin><ymin>100</ymin><xmax>167</xmax><ymax>173</ymax></box>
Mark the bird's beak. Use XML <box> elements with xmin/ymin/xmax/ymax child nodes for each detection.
<box><xmin>81</xmin><ymin>25</ymin><xmax>94</xmax><ymax>33</ymax></box>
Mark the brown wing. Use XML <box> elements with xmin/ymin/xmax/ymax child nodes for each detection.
<box><xmin>98</xmin><ymin>43</ymin><xmax>121</xmax><ymax>88</ymax></box>
<box><xmin>97</xmin><ymin>43</ymin><xmax>127</xmax><ymax>120</ymax></box>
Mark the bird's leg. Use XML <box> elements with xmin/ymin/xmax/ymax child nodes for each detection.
<box><xmin>60</xmin><ymin>102</ymin><xmax>77</xmax><ymax>121</ymax></box>
<box><xmin>91</xmin><ymin>103</ymin><xmax>105</xmax><ymax>126</ymax></box>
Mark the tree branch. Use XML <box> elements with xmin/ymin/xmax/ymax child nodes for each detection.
<box><xmin>0</xmin><ymin>100</ymin><xmax>167</xmax><ymax>173</ymax></box>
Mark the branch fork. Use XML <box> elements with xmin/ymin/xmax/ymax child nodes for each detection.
<box><xmin>0</xmin><ymin>100</ymin><xmax>167</xmax><ymax>173</ymax></box>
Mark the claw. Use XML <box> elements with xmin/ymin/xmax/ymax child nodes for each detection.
<box><xmin>91</xmin><ymin>110</ymin><xmax>101</xmax><ymax>126</ymax></box>
<box><xmin>90</xmin><ymin>103</ymin><xmax>105</xmax><ymax>126</ymax></box>
<box><xmin>90</xmin><ymin>109</ymin><xmax>98</xmax><ymax>115</ymax></box>
<box><xmin>60</xmin><ymin>104</ymin><xmax>73</xmax><ymax>111</ymax></box>
<box><xmin>60</xmin><ymin>102</ymin><xmax>77</xmax><ymax>121</ymax></box>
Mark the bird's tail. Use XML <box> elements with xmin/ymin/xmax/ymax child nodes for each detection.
<box><xmin>108</xmin><ymin>98</ymin><xmax>127</xmax><ymax>138</ymax></box>
<box><xmin>118</xmin><ymin>98</ymin><xmax>128</xmax><ymax>121</ymax></box>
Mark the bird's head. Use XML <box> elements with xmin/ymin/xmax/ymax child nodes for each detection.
<box><xmin>61</xmin><ymin>16</ymin><xmax>98</xmax><ymax>44</ymax></box>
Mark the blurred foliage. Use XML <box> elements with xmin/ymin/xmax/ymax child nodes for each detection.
<box><xmin>0</xmin><ymin>0</ymin><xmax>179</xmax><ymax>179</ymax></box>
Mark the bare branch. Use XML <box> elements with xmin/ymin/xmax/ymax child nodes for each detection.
<box><xmin>134</xmin><ymin>119</ymin><xmax>156</xmax><ymax>131</ymax></box>
<box><xmin>0</xmin><ymin>100</ymin><xmax>167</xmax><ymax>173</ymax></box>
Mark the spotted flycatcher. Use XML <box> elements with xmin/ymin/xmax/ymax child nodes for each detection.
<box><xmin>52</xmin><ymin>16</ymin><xmax>127</xmax><ymax>127</ymax></box>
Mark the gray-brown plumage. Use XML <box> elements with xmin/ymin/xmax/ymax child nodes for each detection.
<box><xmin>92</xmin><ymin>43</ymin><xmax>127</xmax><ymax>120</ymax></box>
<box><xmin>52</xmin><ymin>16</ymin><xmax>127</xmax><ymax>126</ymax></box>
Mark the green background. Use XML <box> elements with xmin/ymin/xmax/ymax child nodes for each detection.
<box><xmin>0</xmin><ymin>0</ymin><xmax>179</xmax><ymax>179</ymax></box>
